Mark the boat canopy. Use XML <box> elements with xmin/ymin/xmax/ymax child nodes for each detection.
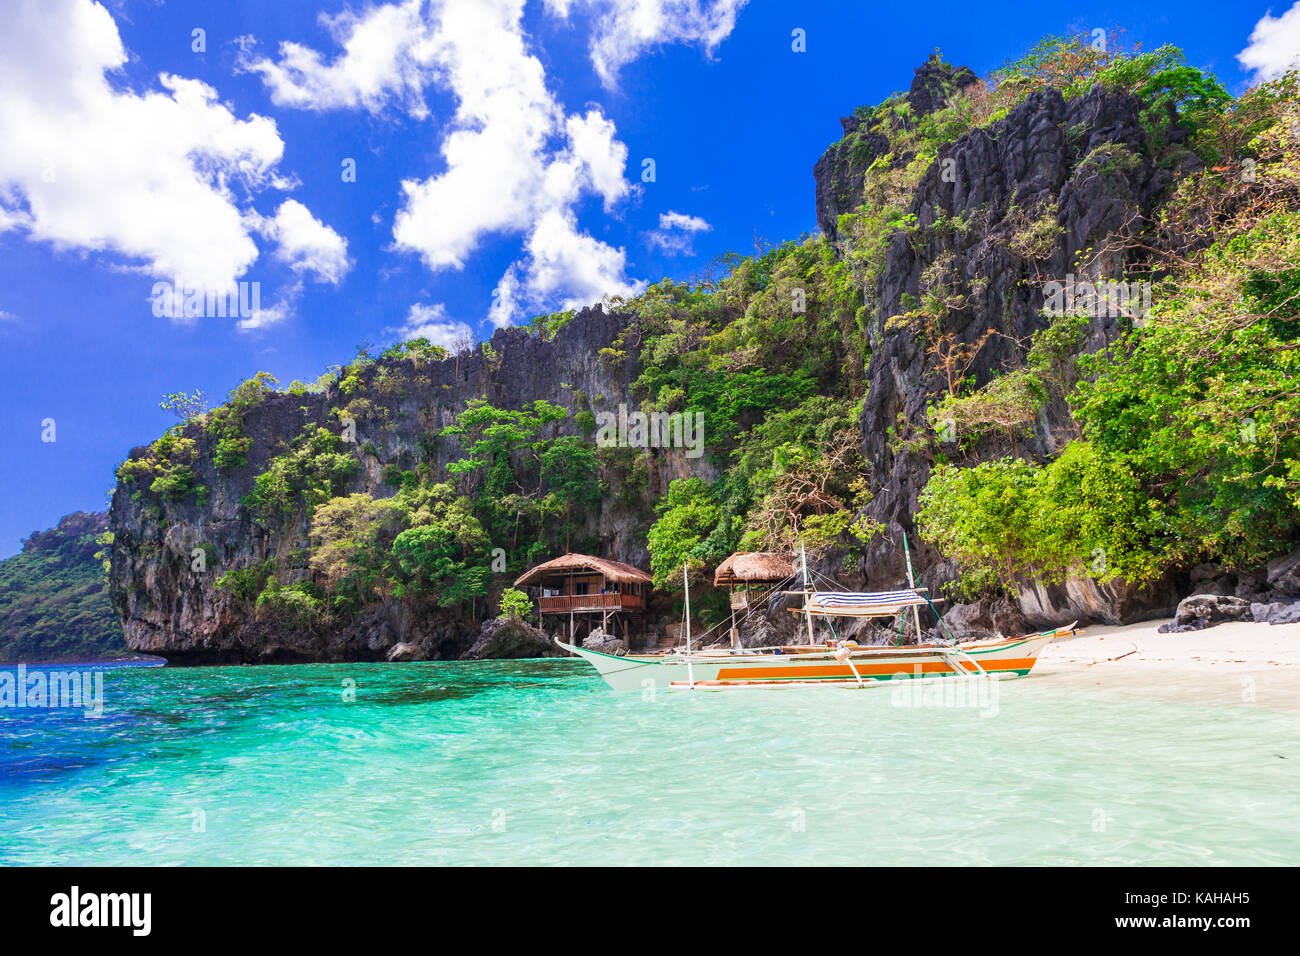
<box><xmin>807</xmin><ymin>589</ymin><xmax>928</xmax><ymax>617</ymax></box>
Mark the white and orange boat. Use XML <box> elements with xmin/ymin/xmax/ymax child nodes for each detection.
<box><xmin>559</xmin><ymin>543</ymin><xmax>1078</xmax><ymax>692</ymax></box>
<box><xmin>559</xmin><ymin>624</ymin><xmax>1073</xmax><ymax>691</ymax></box>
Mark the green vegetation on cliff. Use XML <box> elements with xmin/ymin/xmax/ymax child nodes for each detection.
<box><xmin>919</xmin><ymin>58</ymin><xmax>1300</xmax><ymax>595</ymax></box>
<box><xmin>112</xmin><ymin>34</ymin><xmax>1300</xmax><ymax>639</ymax></box>
<box><xmin>0</xmin><ymin>513</ymin><xmax>128</xmax><ymax>662</ymax></box>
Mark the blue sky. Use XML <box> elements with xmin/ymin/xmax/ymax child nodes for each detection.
<box><xmin>1</xmin><ymin>0</ymin><xmax>1297</xmax><ymax>557</ymax></box>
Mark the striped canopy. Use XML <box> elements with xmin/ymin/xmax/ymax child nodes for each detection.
<box><xmin>808</xmin><ymin>589</ymin><xmax>927</xmax><ymax>617</ymax></box>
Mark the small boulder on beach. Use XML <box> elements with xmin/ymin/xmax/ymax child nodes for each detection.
<box><xmin>1158</xmin><ymin>594</ymin><xmax>1253</xmax><ymax>633</ymax></box>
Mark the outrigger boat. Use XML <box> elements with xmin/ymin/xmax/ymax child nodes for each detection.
<box><xmin>559</xmin><ymin>538</ymin><xmax>1078</xmax><ymax>692</ymax></box>
<box><xmin>559</xmin><ymin>623</ymin><xmax>1074</xmax><ymax>691</ymax></box>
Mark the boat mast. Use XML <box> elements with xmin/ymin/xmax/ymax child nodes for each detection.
<box><xmin>903</xmin><ymin>531</ymin><xmax>923</xmax><ymax>645</ymax></box>
<box><xmin>801</xmin><ymin>542</ymin><xmax>816</xmax><ymax>646</ymax></box>
<box><xmin>683</xmin><ymin>561</ymin><xmax>695</xmax><ymax>688</ymax></box>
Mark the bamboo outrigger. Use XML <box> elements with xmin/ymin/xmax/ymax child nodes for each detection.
<box><xmin>558</xmin><ymin>540</ymin><xmax>1078</xmax><ymax>692</ymax></box>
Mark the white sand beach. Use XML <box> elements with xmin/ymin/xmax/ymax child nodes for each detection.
<box><xmin>1035</xmin><ymin>619</ymin><xmax>1300</xmax><ymax>711</ymax></box>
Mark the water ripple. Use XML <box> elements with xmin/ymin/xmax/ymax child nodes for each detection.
<box><xmin>0</xmin><ymin>659</ymin><xmax>1296</xmax><ymax>864</ymax></box>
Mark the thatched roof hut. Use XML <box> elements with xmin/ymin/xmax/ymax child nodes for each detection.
<box><xmin>514</xmin><ymin>554</ymin><xmax>652</xmax><ymax>630</ymax></box>
<box><xmin>713</xmin><ymin>552</ymin><xmax>794</xmax><ymax>587</ymax></box>
<box><xmin>514</xmin><ymin>553</ymin><xmax>652</xmax><ymax>588</ymax></box>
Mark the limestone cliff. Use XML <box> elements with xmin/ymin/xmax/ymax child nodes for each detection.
<box><xmin>820</xmin><ymin>74</ymin><xmax>1191</xmax><ymax>625</ymax></box>
<box><xmin>107</xmin><ymin>53</ymin><xmax>1257</xmax><ymax>662</ymax></box>
<box><xmin>109</xmin><ymin>308</ymin><xmax>711</xmax><ymax>663</ymax></box>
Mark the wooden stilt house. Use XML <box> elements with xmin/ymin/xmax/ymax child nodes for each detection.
<box><xmin>514</xmin><ymin>553</ymin><xmax>653</xmax><ymax>643</ymax></box>
<box><xmin>713</xmin><ymin>552</ymin><xmax>795</xmax><ymax>648</ymax></box>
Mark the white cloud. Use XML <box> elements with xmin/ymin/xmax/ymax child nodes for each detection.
<box><xmin>243</xmin><ymin>0</ymin><xmax>436</xmax><ymax>116</ymax></box>
<box><xmin>659</xmin><ymin>210</ymin><xmax>710</xmax><ymax>232</ymax></box>
<box><xmin>394</xmin><ymin>302</ymin><xmax>475</xmax><ymax>349</ymax></box>
<box><xmin>488</xmin><ymin>265</ymin><xmax>523</xmax><ymax>329</ymax></box>
<box><xmin>547</xmin><ymin>0</ymin><xmax>748</xmax><ymax>87</ymax></box>
<box><xmin>236</xmin><ymin>298</ymin><xmax>293</xmax><ymax>332</ymax></box>
<box><xmin>565</xmin><ymin>109</ymin><xmax>631</xmax><ymax>209</ymax></box>
<box><xmin>648</xmin><ymin>209</ymin><xmax>711</xmax><ymax>255</ymax></box>
<box><xmin>390</xmin><ymin>0</ymin><xmax>573</xmax><ymax>274</ymax></box>
<box><xmin>0</xmin><ymin>205</ymin><xmax>32</xmax><ymax>233</ymax></box>
<box><xmin>523</xmin><ymin>209</ymin><xmax>646</xmax><ymax>308</ymax></box>
<box><xmin>255</xmin><ymin>0</ymin><xmax>641</xmax><ymax>326</ymax></box>
<box><xmin>1239</xmin><ymin>3</ymin><xmax>1300</xmax><ymax>82</ymax></box>
<box><xmin>258</xmin><ymin>200</ymin><xmax>352</xmax><ymax>285</ymax></box>
<box><xmin>250</xmin><ymin>0</ymin><xmax>744</xmax><ymax>326</ymax></box>
<box><xmin>0</xmin><ymin>0</ymin><xmax>344</xmax><ymax>303</ymax></box>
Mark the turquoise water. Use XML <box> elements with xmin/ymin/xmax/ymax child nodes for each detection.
<box><xmin>1</xmin><ymin>659</ymin><xmax>1297</xmax><ymax>865</ymax></box>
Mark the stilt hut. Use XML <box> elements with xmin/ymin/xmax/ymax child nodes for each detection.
<box><xmin>514</xmin><ymin>553</ymin><xmax>652</xmax><ymax>643</ymax></box>
<box><xmin>713</xmin><ymin>552</ymin><xmax>794</xmax><ymax>648</ymax></box>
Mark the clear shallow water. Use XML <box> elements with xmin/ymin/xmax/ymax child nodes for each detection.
<box><xmin>1</xmin><ymin>659</ymin><xmax>1297</xmax><ymax>865</ymax></box>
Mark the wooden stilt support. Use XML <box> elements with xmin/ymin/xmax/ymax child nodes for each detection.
<box><xmin>903</xmin><ymin>532</ymin><xmax>923</xmax><ymax>646</ymax></box>
<box><xmin>730</xmin><ymin>592</ymin><xmax>740</xmax><ymax>649</ymax></box>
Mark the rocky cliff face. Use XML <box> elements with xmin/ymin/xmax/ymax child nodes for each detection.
<box><xmin>109</xmin><ymin>307</ymin><xmax>711</xmax><ymax>663</ymax></box>
<box><xmin>109</xmin><ymin>57</ymin><xmax>1234</xmax><ymax>663</ymax></box>
<box><xmin>814</xmin><ymin>56</ymin><xmax>977</xmax><ymax>240</ymax></box>
<box><xmin>815</xmin><ymin>73</ymin><xmax>1187</xmax><ymax>626</ymax></box>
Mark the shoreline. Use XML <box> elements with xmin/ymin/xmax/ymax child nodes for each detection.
<box><xmin>0</xmin><ymin>655</ymin><xmax>165</xmax><ymax>669</ymax></box>
<box><xmin>1035</xmin><ymin>618</ymin><xmax>1300</xmax><ymax>711</ymax></box>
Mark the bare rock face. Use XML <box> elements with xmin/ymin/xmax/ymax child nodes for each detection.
<box><xmin>1251</xmin><ymin>601</ymin><xmax>1300</xmax><ymax>626</ymax></box>
<box><xmin>813</xmin><ymin>125</ymin><xmax>891</xmax><ymax>241</ymax></box>
<box><xmin>460</xmin><ymin>616</ymin><xmax>560</xmax><ymax>660</ymax></box>
<box><xmin>108</xmin><ymin>307</ymin><xmax>711</xmax><ymax>665</ymax></box>
<box><xmin>1158</xmin><ymin>594</ymin><xmax>1253</xmax><ymax>633</ymax></box>
<box><xmin>846</xmin><ymin>82</ymin><xmax>1178</xmax><ymax>625</ymax></box>
<box><xmin>906</xmin><ymin>56</ymin><xmax>977</xmax><ymax>117</ymax></box>
<box><xmin>1013</xmin><ymin>571</ymin><xmax>1183</xmax><ymax>627</ymax></box>
<box><xmin>741</xmin><ymin>619</ymin><xmax>794</xmax><ymax>648</ymax></box>
<box><xmin>1266</xmin><ymin>548</ymin><xmax>1300</xmax><ymax>596</ymax></box>
<box><xmin>814</xmin><ymin>55</ymin><xmax>978</xmax><ymax>240</ymax></box>
<box><xmin>940</xmin><ymin>599</ymin><xmax>1030</xmax><ymax>642</ymax></box>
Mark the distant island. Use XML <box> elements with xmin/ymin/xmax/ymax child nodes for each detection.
<box><xmin>0</xmin><ymin>512</ymin><xmax>132</xmax><ymax>663</ymax></box>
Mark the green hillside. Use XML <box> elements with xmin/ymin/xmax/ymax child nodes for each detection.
<box><xmin>0</xmin><ymin>512</ymin><xmax>129</xmax><ymax>662</ymax></box>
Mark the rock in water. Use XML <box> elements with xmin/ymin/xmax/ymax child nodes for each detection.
<box><xmin>108</xmin><ymin>305</ymin><xmax>656</xmax><ymax>665</ymax></box>
<box><xmin>582</xmin><ymin>628</ymin><xmax>626</xmax><ymax>655</ymax></box>
<box><xmin>460</xmin><ymin>616</ymin><xmax>560</xmax><ymax>660</ymax></box>
<box><xmin>386</xmin><ymin>642</ymin><xmax>423</xmax><ymax>662</ymax></box>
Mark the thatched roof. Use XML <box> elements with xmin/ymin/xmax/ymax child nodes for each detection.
<box><xmin>714</xmin><ymin>552</ymin><xmax>794</xmax><ymax>586</ymax></box>
<box><xmin>514</xmin><ymin>553</ymin><xmax>653</xmax><ymax>588</ymax></box>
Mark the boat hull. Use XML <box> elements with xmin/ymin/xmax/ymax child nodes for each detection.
<box><xmin>559</xmin><ymin>626</ymin><xmax>1073</xmax><ymax>692</ymax></box>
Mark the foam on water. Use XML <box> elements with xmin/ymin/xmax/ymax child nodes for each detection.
<box><xmin>1</xmin><ymin>659</ymin><xmax>1296</xmax><ymax>865</ymax></box>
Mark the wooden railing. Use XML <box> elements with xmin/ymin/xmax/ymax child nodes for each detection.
<box><xmin>539</xmin><ymin>593</ymin><xmax>644</xmax><ymax>613</ymax></box>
